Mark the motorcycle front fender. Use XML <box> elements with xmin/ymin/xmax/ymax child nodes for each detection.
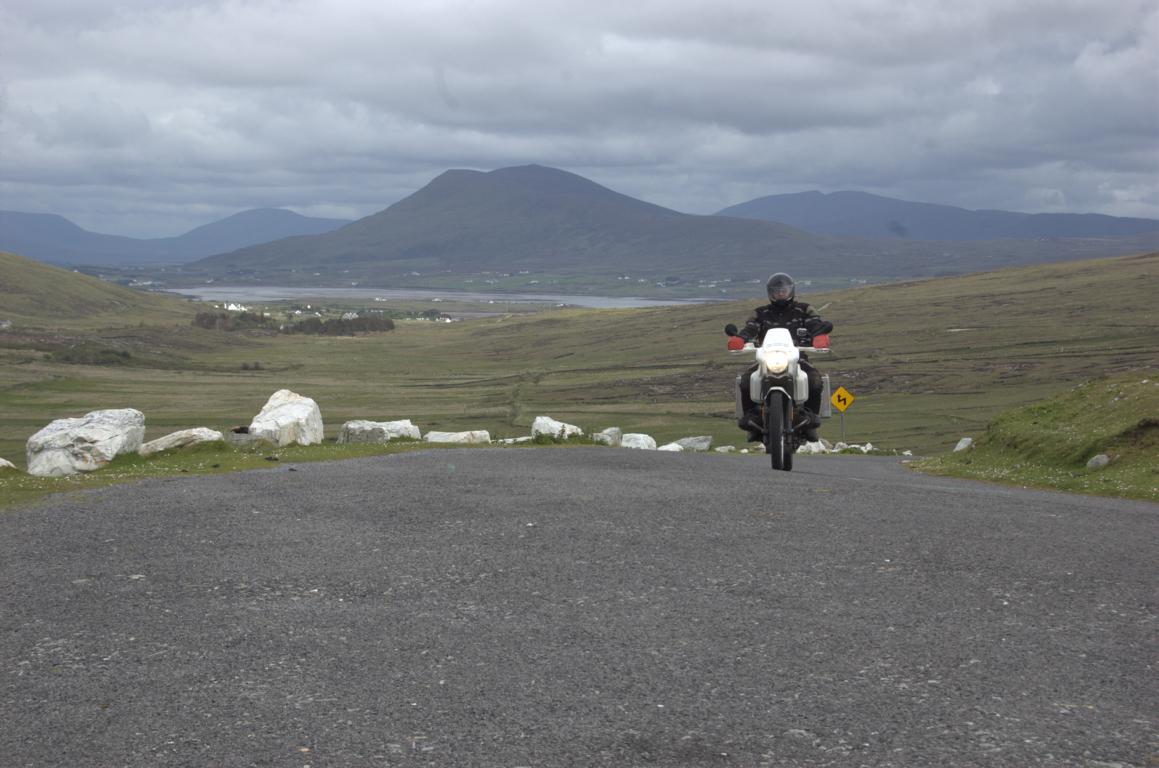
<box><xmin>752</xmin><ymin>371</ymin><xmax>794</xmax><ymax>404</ymax></box>
<box><xmin>763</xmin><ymin>386</ymin><xmax>792</xmax><ymax>406</ymax></box>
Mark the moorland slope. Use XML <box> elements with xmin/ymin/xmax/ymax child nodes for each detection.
<box><xmin>1</xmin><ymin>250</ymin><xmax>1155</xmax><ymax>467</ymax></box>
<box><xmin>0</xmin><ymin>251</ymin><xmax>196</xmax><ymax>325</ymax></box>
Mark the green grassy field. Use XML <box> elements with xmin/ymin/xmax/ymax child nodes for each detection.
<box><xmin>916</xmin><ymin>374</ymin><xmax>1158</xmax><ymax>501</ymax></box>
<box><xmin>2</xmin><ymin>250</ymin><xmax>1156</xmax><ymax>500</ymax></box>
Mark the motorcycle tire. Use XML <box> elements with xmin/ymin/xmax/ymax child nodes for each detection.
<box><xmin>765</xmin><ymin>393</ymin><xmax>793</xmax><ymax>471</ymax></box>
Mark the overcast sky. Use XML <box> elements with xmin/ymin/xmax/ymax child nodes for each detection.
<box><xmin>1</xmin><ymin>0</ymin><xmax>1156</xmax><ymax>237</ymax></box>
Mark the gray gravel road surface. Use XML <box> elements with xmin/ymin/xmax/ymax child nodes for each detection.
<box><xmin>2</xmin><ymin>448</ymin><xmax>1156</xmax><ymax>767</ymax></box>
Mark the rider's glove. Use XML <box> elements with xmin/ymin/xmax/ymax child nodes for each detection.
<box><xmin>807</xmin><ymin>319</ymin><xmax>834</xmax><ymax>335</ymax></box>
<box><xmin>727</xmin><ymin>336</ymin><xmax>745</xmax><ymax>351</ymax></box>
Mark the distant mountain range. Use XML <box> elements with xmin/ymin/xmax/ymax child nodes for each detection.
<box><xmin>181</xmin><ymin>165</ymin><xmax>828</xmax><ymax>282</ymax></box>
<box><xmin>0</xmin><ymin>208</ymin><xmax>352</xmax><ymax>267</ymax></box>
<box><xmin>716</xmin><ymin>190</ymin><xmax>1159</xmax><ymax>240</ymax></box>
<box><xmin>171</xmin><ymin>165</ymin><xmax>1158</xmax><ymax>287</ymax></box>
<box><xmin>5</xmin><ymin>167</ymin><xmax>1157</xmax><ymax>290</ymax></box>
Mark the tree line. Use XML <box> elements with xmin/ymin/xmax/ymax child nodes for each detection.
<box><xmin>281</xmin><ymin>316</ymin><xmax>395</xmax><ymax>335</ymax></box>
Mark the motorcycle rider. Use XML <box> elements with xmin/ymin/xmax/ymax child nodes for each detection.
<box><xmin>728</xmin><ymin>272</ymin><xmax>833</xmax><ymax>442</ymax></box>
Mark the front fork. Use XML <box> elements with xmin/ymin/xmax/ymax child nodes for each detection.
<box><xmin>765</xmin><ymin>388</ymin><xmax>799</xmax><ymax>447</ymax></box>
<box><xmin>734</xmin><ymin>374</ymin><xmax>747</xmax><ymax>426</ymax></box>
<box><xmin>736</xmin><ymin>375</ymin><xmax>806</xmax><ymax>438</ymax></box>
<box><xmin>737</xmin><ymin>372</ymin><xmax>830</xmax><ymax>441</ymax></box>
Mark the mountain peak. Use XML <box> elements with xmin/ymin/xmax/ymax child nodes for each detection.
<box><xmin>486</xmin><ymin>164</ymin><xmax>619</xmax><ymax>197</ymax></box>
<box><xmin>385</xmin><ymin>164</ymin><xmax>679</xmax><ymax>220</ymax></box>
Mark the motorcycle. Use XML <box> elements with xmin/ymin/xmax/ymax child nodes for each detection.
<box><xmin>724</xmin><ymin>323</ymin><xmax>831</xmax><ymax>471</ymax></box>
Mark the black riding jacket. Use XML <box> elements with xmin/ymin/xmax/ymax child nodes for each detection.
<box><xmin>738</xmin><ymin>301</ymin><xmax>833</xmax><ymax>352</ymax></box>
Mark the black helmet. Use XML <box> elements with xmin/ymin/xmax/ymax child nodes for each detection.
<box><xmin>766</xmin><ymin>272</ymin><xmax>795</xmax><ymax>305</ymax></box>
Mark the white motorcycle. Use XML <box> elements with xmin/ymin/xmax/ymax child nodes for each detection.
<box><xmin>725</xmin><ymin>323</ymin><xmax>831</xmax><ymax>471</ymax></box>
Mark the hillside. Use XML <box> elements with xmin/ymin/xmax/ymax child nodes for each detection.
<box><xmin>917</xmin><ymin>374</ymin><xmax>1158</xmax><ymax>501</ymax></box>
<box><xmin>1</xmin><ymin>249</ymin><xmax>1154</xmax><ymax>469</ymax></box>
<box><xmin>161</xmin><ymin>208</ymin><xmax>352</xmax><ymax>257</ymax></box>
<box><xmin>0</xmin><ymin>209</ymin><xmax>351</xmax><ymax>267</ymax></box>
<box><xmin>171</xmin><ymin>165</ymin><xmax>1159</xmax><ymax>289</ymax></box>
<box><xmin>0</xmin><ymin>251</ymin><xmax>196</xmax><ymax>326</ymax></box>
<box><xmin>0</xmin><ymin>212</ymin><xmax>151</xmax><ymax>267</ymax></box>
<box><xmin>717</xmin><ymin>190</ymin><xmax>1159</xmax><ymax>240</ymax></box>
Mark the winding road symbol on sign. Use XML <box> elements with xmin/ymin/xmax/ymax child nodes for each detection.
<box><xmin>831</xmin><ymin>386</ymin><xmax>854</xmax><ymax>413</ymax></box>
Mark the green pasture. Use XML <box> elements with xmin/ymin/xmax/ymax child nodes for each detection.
<box><xmin>1</xmin><ymin>251</ymin><xmax>1156</xmax><ymax>501</ymax></box>
<box><xmin>916</xmin><ymin>374</ymin><xmax>1159</xmax><ymax>501</ymax></box>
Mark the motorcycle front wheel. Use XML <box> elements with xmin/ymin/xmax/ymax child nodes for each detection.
<box><xmin>764</xmin><ymin>393</ymin><xmax>793</xmax><ymax>471</ymax></box>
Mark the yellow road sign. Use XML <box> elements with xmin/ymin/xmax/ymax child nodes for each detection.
<box><xmin>831</xmin><ymin>386</ymin><xmax>855</xmax><ymax>413</ymax></box>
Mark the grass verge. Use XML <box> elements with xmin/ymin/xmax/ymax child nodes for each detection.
<box><xmin>913</xmin><ymin>373</ymin><xmax>1159</xmax><ymax>502</ymax></box>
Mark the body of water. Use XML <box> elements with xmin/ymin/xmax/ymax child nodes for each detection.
<box><xmin>165</xmin><ymin>286</ymin><xmax>724</xmax><ymax>308</ymax></box>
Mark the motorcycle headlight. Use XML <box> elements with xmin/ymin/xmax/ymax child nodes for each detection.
<box><xmin>759</xmin><ymin>349</ymin><xmax>790</xmax><ymax>374</ymax></box>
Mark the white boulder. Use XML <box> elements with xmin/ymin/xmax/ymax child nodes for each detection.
<box><xmin>593</xmin><ymin>427</ymin><xmax>622</xmax><ymax>447</ymax></box>
<box><xmin>675</xmin><ymin>436</ymin><xmax>713</xmax><ymax>452</ymax></box>
<box><xmin>248</xmin><ymin>390</ymin><xmax>323</xmax><ymax>446</ymax></box>
<box><xmin>621</xmin><ymin>433</ymin><xmax>657</xmax><ymax>450</ymax></box>
<box><xmin>796</xmin><ymin>441</ymin><xmax>829</xmax><ymax>455</ymax></box>
<box><xmin>26</xmin><ymin>408</ymin><xmax>146</xmax><ymax>477</ymax></box>
<box><xmin>657</xmin><ymin>442</ymin><xmax>684</xmax><ymax>452</ymax></box>
<box><xmin>0</xmin><ymin>458</ymin><xmax>17</xmax><ymax>472</ymax></box>
<box><xmin>531</xmin><ymin>416</ymin><xmax>583</xmax><ymax>440</ymax></box>
<box><xmin>337</xmin><ymin>419</ymin><xmax>421</xmax><ymax>444</ymax></box>
<box><xmin>1086</xmin><ymin>453</ymin><xmax>1111</xmax><ymax>470</ymax></box>
<box><xmin>833</xmin><ymin>442</ymin><xmax>875</xmax><ymax>454</ymax></box>
<box><xmin>139</xmin><ymin>428</ymin><xmax>224</xmax><ymax>457</ymax></box>
<box><xmin>953</xmin><ymin>437</ymin><xmax>974</xmax><ymax>452</ymax></box>
<box><xmin>713</xmin><ymin>446</ymin><xmax>736</xmax><ymax>453</ymax></box>
<box><xmin>424</xmin><ymin>430</ymin><xmax>491</xmax><ymax>444</ymax></box>
<box><xmin>498</xmin><ymin>436</ymin><xmax>534</xmax><ymax>445</ymax></box>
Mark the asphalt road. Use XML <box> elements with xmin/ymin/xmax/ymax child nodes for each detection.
<box><xmin>2</xmin><ymin>448</ymin><xmax>1156</xmax><ymax>767</ymax></box>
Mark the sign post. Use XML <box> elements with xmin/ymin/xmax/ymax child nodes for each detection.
<box><xmin>830</xmin><ymin>386</ymin><xmax>855</xmax><ymax>443</ymax></box>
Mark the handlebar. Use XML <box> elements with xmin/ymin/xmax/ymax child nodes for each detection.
<box><xmin>729</xmin><ymin>345</ymin><xmax>830</xmax><ymax>355</ymax></box>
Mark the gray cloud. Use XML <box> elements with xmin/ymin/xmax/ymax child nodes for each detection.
<box><xmin>0</xmin><ymin>0</ymin><xmax>1155</xmax><ymax>237</ymax></box>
